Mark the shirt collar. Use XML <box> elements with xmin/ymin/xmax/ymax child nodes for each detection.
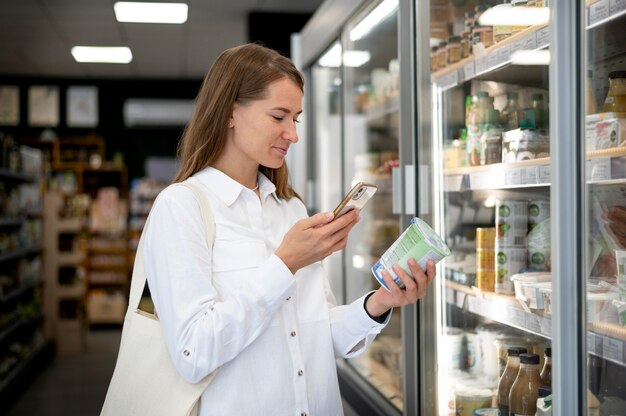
<box><xmin>193</xmin><ymin>167</ymin><xmax>281</xmax><ymax>206</ymax></box>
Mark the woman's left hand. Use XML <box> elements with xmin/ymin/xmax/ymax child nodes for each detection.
<box><xmin>365</xmin><ymin>258</ymin><xmax>436</xmax><ymax>318</ymax></box>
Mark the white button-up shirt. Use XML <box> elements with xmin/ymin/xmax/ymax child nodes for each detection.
<box><xmin>144</xmin><ymin>167</ymin><xmax>390</xmax><ymax>416</ymax></box>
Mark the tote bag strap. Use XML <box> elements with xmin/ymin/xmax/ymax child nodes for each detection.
<box><xmin>127</xmin><ymin>178</ymin><xmax>216</xmax><ymax>313</ymax></box>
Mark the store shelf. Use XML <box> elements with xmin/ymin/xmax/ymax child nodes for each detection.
<box><xmin>57</xmin><ymin>217</ymin><xmax>85</xmax><ymax>233</ymax></box>
<box><xmin>0</xmin><ymin>246</ymin><xmax>42</xmax><ymax>264</ymax></box>
<box><xmin>0</xmin><ymin>280</ymin><xmax>40</xmax><ymax>304</ymax></box>
<box><xmin>432</xmin><ymin>24</ymin><xmax>549</xmax><ymax>91</ymax></box>
<box><xmin>0</xmin><ymin>314</ymin><xmax>43</xmax><ymax>346</ymax></box>
<box><xmin>444</xmin><ymin>280</ymin><xmax>626</xmax><ymax>367</ymax></box>
<box><xmin>0</xmin><ymin>169</ymin><xmax>36</xmax><ymax>183</ymax></box>
<box><xmin>0</xmin><ymin>217</ymin><xmax>22</xmax><ymax>227</ymax></box>
<box><xmin>587</xmin><ymin>0</ymin><xmax>626</xmax><ymax>29</ymax></box>
<box><xmin>57</xmin><ymin>283</ymin><xmax>86</xmax><ymax>299</ymax></box>
<box><xmin>443</xmin><ymin>147</ymin><xmax>626</xmax><ymax>191</ymax></box>
<box><xmin>0</xmin><ymin>340</ymin><xmax>55</xmax><ymax>408</ymax></box>
<box><xmin>56</xmin><ymin>251</ymin><xmax>85</xmax><ymax>266</ymax></box>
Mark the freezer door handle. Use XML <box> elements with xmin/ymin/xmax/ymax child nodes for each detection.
<box><xmin>392</xmin><ymin>166</ymin><xmax>402</xmax><ymax>214</ymax></box>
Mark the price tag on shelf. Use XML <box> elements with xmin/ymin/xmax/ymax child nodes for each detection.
<box><xmin>444</xmin><ymin>174</ymin><xmax>464</xmax><ymax>192</ymax></box>
<box><xmin>538</xmin><ymin>165</ymin><xmax>551</xmax><ymax>184</ymax></box>
<box><xmin>439</xmin><ymin>71</ymin><xmax>459</xmax><ymax>91</ymax></box>
<box><xmin>587</xmin><ymin>333</ymin><xmax>596</xmax><ymax>354</ymax></box>
<box><xmin>589</xmin><ymin>158</ymin><xmax>611</xmax><ymax>182</ymax></box>
<box><xmin>610</xmin><ymin>0</ymin><xmax>626</xmax><ymax>16</ymax></box>
<box><xmin>526</xmin><ymin>314</ymin><xmax>542</xmax><ymax>334</ymax></box>
<box><xmin>463</xmin><ymin>62</ymin><xmax>475</xmax><ymax>80</ymax></box>
<box><xmin>456</xmin><ymin>292</ymin><xmax>467</xmax><ymax>309</ymax></box>
<box><xmin>523</xmin><ymin>33</ymin><xmax>537</xmax><ymax>51</ymax></box>
<box><xmin>602</xmin><ymin>336</ymin><xmax>624</xmax><ymax>363</ymax></box>
<box><xmin>511</xmin><ymin>307</ymin><xmax>527</xmax><ymax>327</ymax></box>
<box><xmin>487</xmin><ymin>53</ymin><xmax>498</xmax><ymax>69</ymax></box>
<box><xmin>541</xmin><ymin>317</ymin><xmax>552</xmax><ymax>337</ymax></box>
<box><xmin>589</xmin><ymin>0</ymin><xmax>610</xmax><ymax>26</ymax></box>
<box><xmin>521</xmin><ymin>166</ymin><xmax>538</xmax><ymax>185</ymax></box>
<box><xmin>446</xmin><ymin>287</ymin><xmax>455</xmax><ymax>305</ymax></box>
<box><xmin>504</xmin><ymin>169</ymin><xmax>521</xmax><ymax>186</ymax></box>
<box><xmin>468</xmin><ymin>295</ymin><xmax>482</xmax><ymax>315</ymax></box>
<box><xmin>511</xmin><ymin>39</ymin><xmax>525</xmax><ymax>56</ymax></box>
<box><xmin>497</xmin><ymin>44</ymin><xmax>512</xmax><ymax>65</ymax></box>
<box><xmin>475</xmin><ymin>57</ymin><xmax>488</xmax><ymax>74</ymax></box>
<box><xmin>536</xmin><ymin>27</ymin><xmax>550</xmax><ymax>48</ymax></box>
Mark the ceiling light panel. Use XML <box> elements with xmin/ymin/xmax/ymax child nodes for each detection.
<box><xmin>71</xmin><ymin>46</ymin><xmax>133</xmax><ymax>64</ymax></box>
<box><xmin>114</xmin><ymin>2</ymin><xmax>188</xmax><ymax>24</ymax></box>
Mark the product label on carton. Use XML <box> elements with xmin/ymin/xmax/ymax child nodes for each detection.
<box><xmin>372</xmin><ymin>217</ymin><xmax>451</xmax><ymax>291</ymax></box>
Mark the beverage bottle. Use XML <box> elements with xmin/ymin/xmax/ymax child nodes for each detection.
<box><xmin>532</xmin><ymin>93</ymin><xmax>547</xmax><ymax>129</ymax></box>
<box><xmin>509</xmin><ymin>353</ymin><xmax>542</xmax><ymax>415</ymax></box>
<box><xmin>540</xmin><ymin>347</ymin><xmax>552</xmax><ymax>386</ymax></box>
<box><xmin>603</xmin><ymin>70</ymin><xmax>626</xmax><ymax>113</ymax></box>
<box><xmin>500</xmin><ymin>91</ymin><xmax>521</xmax><ymax>130</ymax></box>
<box><xmin>496</xmin><ymin>347</ymin><xmax>527</xmax><ymax>415</ymax></box>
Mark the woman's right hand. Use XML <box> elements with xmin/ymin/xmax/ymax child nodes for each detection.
<box><xmin>275</xmin><ymin>210</ymin><xmax>360</xmax><ymax>274</ymax></box>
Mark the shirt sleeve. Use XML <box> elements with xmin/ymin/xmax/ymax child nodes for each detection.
<box><xmin>143</xmin><ymin>185</ymin><xmax>295</xmax><ymax>384</ymax></box>
<box><xmin>322</xmin><ymin>274</ymin><xmax>392</xmax><ymax>358</ymax></box>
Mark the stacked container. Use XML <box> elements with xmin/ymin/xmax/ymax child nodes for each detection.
<box><xmin>495</xmin><ymin>200</ymin><xmax>528</xmax><ymax>294</ymax></box>
<box><xmin>476</xmin><ymin>227</ymin><xmax>496</xmax><ymax>292</ymax></box>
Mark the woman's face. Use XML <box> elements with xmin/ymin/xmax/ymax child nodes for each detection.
<box><xmin>229</xmin><ymin>78</ymin><xmax>303</xmax><ymax>170</ymax></box>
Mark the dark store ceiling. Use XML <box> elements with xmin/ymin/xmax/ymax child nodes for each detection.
<box><xmin>0</xmin><ymin>0</ymin><xmax>324</xmax><ymax>80</ymax></box>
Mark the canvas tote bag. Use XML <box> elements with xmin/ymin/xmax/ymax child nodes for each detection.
<box><xmin>101</xmin><ymin>180</ymin><xmax>216</xmax><ymax>416</ymax></box>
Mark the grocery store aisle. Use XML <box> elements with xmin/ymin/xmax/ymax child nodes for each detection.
<box><xmin>7</xmin><ymin>328</ymin><xmax>360</xmax><ymax>416</ymax></box>
<box><xmin>7</xmin><ymin>328</ymin><xmax>121</xmax><ymax>416</ymax></box>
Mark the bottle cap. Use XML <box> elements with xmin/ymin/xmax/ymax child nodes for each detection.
<box><xmin>520</xmin><ymin>353</ymin><xmax>540</xmax><ymax>364</ymax></box>
<box><xmin>608</xmin><ymin>70</ymin><xmax>626</xmax><ymax>79</ymax></box>
<box><xmin>507</xmin><ymin>347</ymin><xmax>528</xmax><ymax>356</ymax></box>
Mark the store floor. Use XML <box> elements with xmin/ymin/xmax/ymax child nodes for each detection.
<box><xmin>7</xmin><ymin>329</ymin><xmax>360</xmax><ymax>416</ymax></box>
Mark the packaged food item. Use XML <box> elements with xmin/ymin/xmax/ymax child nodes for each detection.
<box><xmin>461</xmin><ymin>31</ymin><xmax>471</xmax><ymax>58</ymax></box>
<box><xmin>431</xmin><ymin>46</ymin><xmax>439</xmax><ymax>72</ymax></box>
<box><xmin>447</xmin><ymin>35</ymin><xmax>462</xmax><ymax>64</ymax></box>
<box><xmin>437</xmin><ymin>41</ymin><xmax>448</xmax><ymax>69</ymax></box>
<box><xmin>496</xmin><ymin>200</ymin><xmax>528</xmax><ymax>248</ymax></box>
<box><xmin>603</xmin><ymin>70</ymin><xmax>626</xmax><ymax>113</ymax></box>
<box><xmin>445</xmin><ymin>327</ymin><xmax>465</xmax><ymax>372</ymax></box>
<box><xmin>372</xmin><ymin>217</ymin><xmax>451</xmax><ymax>291</ymax></box>
<box><xmin>472</xmin><ymin>409</ymin><xmax>500</xmax><ymax>415</ymax></box>
<box><xmin>479</xmin><ymin>110</ymin><xmax>503</xmax><ymax>165</ymax></box>
<box><xmin>526</xmin><ymin>218</ymin><xmax>550</xmax><ymax>271</ymax></box>
<box><xmin>496</xmin><ymin>346</ymin><xmax>528</xmax><ymax>415</ymax></box>
<box><xmin>500</xmin><ymin>91</ymin><xmax>521</xmax><ymax>130</ymax></box>
<box><xmin>455</xmin><ymin>388</ymin><xmax>493</xmax><ymax>416</ymax></box>
<box><xmin>476</xmin><ymin>324</ymin><xmax>501</xmax><ymax>380</ymax></box>
<box><xmin>477</xmin><ymin>249</ymin><xmax>495</xmax><ymax>270</ymax></box>
<box><xmin>476</xmin><ymin>227</ymin><xmax>496</xmax><ymax>249</ymax></box>
<box><xmin>501</xmin><ymin>128</ymin><xmax>550</xmax><ymax>162</ymax></box>
<box><xmin>509</xmin><ymin>353</ymin><xmax>542</xmax><ymax>415</ymax></box>
<box><xmin>528</xmin><ymin>200</ymin><xmax>550</xmax><ymax>231</ymax></box>
<box><xmin>465</xmin><ymin>331</ymin><xmax>482</xmax><ymax>374</ymax></box>
<box><xmin>511</xmin><ymin>273</ymin><xmax>551</xmax><ymax>309</ymax></box>
<box><xmin>473</xmin><ymin>26</ymin><xmax>494</xmax><ymax>49</ymax></box>
<box><xmin>585</xmin><ymin>112</ymin><xmax>626</xmax><ymax>150</ymax></box>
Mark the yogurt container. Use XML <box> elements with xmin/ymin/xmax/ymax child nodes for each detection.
<box><xmin>472</xmin><ymin>409</ymin><xmax>500</xmax><ymax>416</ymax></box>
<box><xmin>454</xmin><ymin>388</ymin><xmax>493</xmax><ymax>416</ymax></box>
<box><xmin>372</xmin><ymin>217</ymin><xmax>451</xmax><ymax>291</ymax></box>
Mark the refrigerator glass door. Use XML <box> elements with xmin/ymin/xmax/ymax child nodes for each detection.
<box><xmin>425</xmin><ymin>1</ymin><xmax>553</xmax><ymax>414</ymax></box>
<box><xmin>584</xmin><ymin>2</ymin><xmax>626</xmax><ymax>414</ymax></box>
<box><xmin>341</xmin><ymin>0</ymin><xmax>403</xmax><ymax>410</ymax></box>
<box><xmin>311</xmin><ymin>41</ymin><xmax>345</xmax><ymax>300</ymax></box>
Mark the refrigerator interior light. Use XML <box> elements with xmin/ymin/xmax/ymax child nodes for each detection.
<box><xmin>319</xmin><ymin>43</ymin><xmax>371</xmax><ymax>68</ymax></box>
<box><xmin>113</xmin><ymin>2</ymin><xmax>188</xmax><ymax>24</ymax></box>
<box><xmin>349</xmin><ymin>0</ymin><xmax>399</xmax><ymax>41</ymax></box>
<box><xmin>478</xmin><ymin>4</ymin><xmax>549</xmax><ymax>27</ymax></box>
<box><xmin>71</xmin><ymin>46</ymin><xmax>133</xmax><ymax>64</ymax></box>
<box><xmin>352</xmin><ymin>254</ymin><xmax>366</xmax><ymax>270</ymax></box>
<box><xmin>483</xmin><ymin>195</ymin><xmax>497</xmax><ymax>208</ymax></box>
<box><xmin>511</xmin><ymin>49</ymin><xmax>551</xmax><ymax>66</ymax></box>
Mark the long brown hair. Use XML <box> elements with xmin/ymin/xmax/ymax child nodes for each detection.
<box><xmin>173</xmin><ymin>43</ymin><xmax>303</xmax><ymax>200</ymax></box>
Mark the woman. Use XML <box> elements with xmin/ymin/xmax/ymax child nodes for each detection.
<box><xmin>143</xmin><ymin>43</ymin><xmax>436</xmax><ymax>415</ymax></box>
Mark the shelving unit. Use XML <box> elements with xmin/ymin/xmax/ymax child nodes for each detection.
<box><xmin>0</xmin><ymin>150</ymin><xmax>52</xmax><ymax>405</ymax></box>
<box><xmin>42</xmin><ymin>192</ymin><xmax>87</xmax><ymax>354</ymax></box>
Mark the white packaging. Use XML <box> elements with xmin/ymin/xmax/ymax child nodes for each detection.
<box><xmin>496</xmin><ymin>200</ymin><xmax>528</xmax><ymax>248</ymax></box>
<box><xmin>585</xmin><ymin>112</ymin><xmax>626</xmax><ymax>151</ymax></box>
<box><xmin>528</xmin><ymin>199</ymin><xmax>550</xmax><ymax>230</ymax></box>
<box><xmin>495</xmin><ymin>247</ymin><xmax>527</xmax><ymax>294</ymax></box>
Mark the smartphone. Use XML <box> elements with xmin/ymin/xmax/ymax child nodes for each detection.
<box><xmin>333</xmin><ymin>182</ymin><xmax>378</xmax><ymax>218</ymax></box>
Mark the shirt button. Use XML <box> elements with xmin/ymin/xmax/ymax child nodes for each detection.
<box><xmin>290</xmin><ymin>331</ymin><xmax>296</xmax><ymax>337</ymax></box>
<box><xmin>286</xmin><ymin>296</ymin><xmax>291</xmax><ymax>301</ymax></box>
<box><xmin>300</xmin><ymin>413</ymin><xmax>307</xmax><ymax>416</ymax></box>
<box><xmin>297</xmin><ymin>370</ymin><xmax>303</xmax><ymax>376</ymax></box>
<box><xmin>183</xmin><ymin>350</ymin><xmax>190</xmax><ymax>357</ymax></box>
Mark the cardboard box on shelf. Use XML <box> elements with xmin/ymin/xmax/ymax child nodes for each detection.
<box><xmin>86</xmin><ymin>291</ymin><xmax>126</xmax><ymax>324</ymax></box>
<box><xmin>585</xmin><ymin>112</ymin><xmax>626</xmax><ymax>151</ymax></box>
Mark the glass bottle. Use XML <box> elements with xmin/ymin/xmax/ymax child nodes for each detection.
<box><xmin>540</xmin><ymin>347</ymin><xmax>552</xmax><ymax>387</ymax></box>
<box><xmin>509</xmin><ymin>353</ymin><xmax>543</xmax><ymax>415</ymax></box>
<box><xmin>532</xmin><ymin>93</ymin><xmax>547</xmax><ymax>129</ymax></box>
<box><xmin>603</xmin><ymin>70</ymin><xmax>626</xmax><ymax>113</ymax></box>
<box><xmin>496</xmin><ymin>347</ymin><xmax>528</xmax><ymax>415</ymax></box>
<box><xmin>501</xmin><ymin>91</ymin><xmax>521</xmax><ymax>130</ymax></box>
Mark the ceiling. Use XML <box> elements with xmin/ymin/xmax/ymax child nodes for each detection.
<box><xmin>0</xmin><ymin>0</ymin><xmax>324</xmax><ymax>80</ymax></box>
